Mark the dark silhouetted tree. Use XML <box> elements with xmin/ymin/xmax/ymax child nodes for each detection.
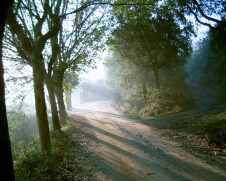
<box><xmin>0</xmin><ymin>0</ymin><xmax>15</xmax><ymax>180</ymax></box>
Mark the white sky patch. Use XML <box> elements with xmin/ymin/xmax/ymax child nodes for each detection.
<box><xmin>80</xmin><ymin>51</ymin><xmax>108</xmax><ymax>81</ymax></box>
<box><xmin>81</xmin><ymin>60</ymin><xmax>105</xmax><ymax>81</ymax></box>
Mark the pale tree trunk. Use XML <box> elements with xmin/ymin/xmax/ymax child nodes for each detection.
<box><xmin>45</xmin><ymin>75</ymin><xmax>61</xmax><ymax>132</ymax></box>
<box><xmin>0</xmin><ymin>0</ymin><xmax>15</xmax><ymax>180</ymax></box>
<box><xmin>65</xmin><ymin>90</ymin><xmax>72</xmax><ymax>110</ymax></box>
<box><xmin>32</xmin><ymin>55</ymin><xmax>51</xmax><ymax>153</ymax></box>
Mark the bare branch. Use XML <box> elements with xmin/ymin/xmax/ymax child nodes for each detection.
<box><xmin>60</xmin><ymin>1</ymin><xmax>154</xmax><ymax>18</ymax></box>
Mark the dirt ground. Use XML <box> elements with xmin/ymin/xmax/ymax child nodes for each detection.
<box><xmin>67</xmin><ymin>101</ymin><xmax>226</xmax><ymax>181</ymax></box>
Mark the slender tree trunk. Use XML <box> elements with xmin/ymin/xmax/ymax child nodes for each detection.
<box><xmin>66</xmin><ymin>90</ymin><xmax>72</xmax><ymax>110</ymax></box>
<box><xmin>45</xmin><ymin>75</ymin><xmax>61</xmax><ymax>132</ymax></box>
<box><xmin>55</xmin><ymin>85</ymin><xmax>67</xmax><ymax>124</ymax></box>
<box><xmin>32</xmin><ymin>55</ymin><xmax>51</xmax><ymax>153</ymax></box>
<box><xmin>53</xmin><ymin>70</ymin><xmax>67</xmax><ymax>124</ymax></box>
<box><xmin>0</xmin><ymin>1</ymin><xmax>15</xmax><ymax>180</ymax></box>
<box><xmin>152</xmin><ymin>68</ymin><xmax>160</xmax><ymax>89</ymax></box>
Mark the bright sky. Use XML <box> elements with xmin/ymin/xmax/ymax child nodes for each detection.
<box><xmin>80</xmin><ymin>50</ymin><xmax>109</xmax><ymax>81</ymax></box>
<box><xmin>81</xmin><ymin>60</ymin><xmax>106</xmax><ymax>81</ymax></box>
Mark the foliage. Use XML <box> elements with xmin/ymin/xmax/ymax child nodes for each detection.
<box><xmin>177</xmin><ymin>0</ymin><xmax>225</xmax><ymax>27</ymax></box>
<box><xmin>8</xmin><ymin>112</ymin><xmax>38</xmax><ymax>152</ymax></box>
<box><xmin>120</xmin><ymin>88</ymin><xmax>193</xmax><ymax>118</ymax></box>
<box><xmin>13</xmin><ymin>131</ymin><xmax>71</xmax><ymax>181</ymax></box>
<box><xmin>177</xmin><ymin>0</ymin><xmax>226</xmax><ymax>55</ymax></box>
<box><xmin>108</xmin><ymin>2</ymin><xmax>193</xmax><ymax>89</ymax></box>
<box><xmin>186</xmin><ymin>35</ymin><xmax>226</xmax><ymax>101</ymax></box>
<box><xmin>63</xmin><ymin>72</ymin><xmax>80</xmax><ymax>93</ymax></box>
<box><xmin>4</xmin><ymin>0</ymin><xmax>111</xmax><ymax>152</ymax></box>
<box><xmin>142</xmin><ymin>88</ymin><xmax>193</xmax><ymax>116</ymax></box>
<box><xmin>204</xmin><ymin>117</ymin><xmax>226</xmax><ymax>148</ymax></box>
<box><xmin>105</xmin><ymin>52</ymin><xmax>194</xmax><ymax>118</ymax></box>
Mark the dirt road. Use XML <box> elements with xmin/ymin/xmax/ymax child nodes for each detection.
<box><xmin>69</xmin><ymin>101</ymin><xmax>226</xmax><ymax>181</ymax></box>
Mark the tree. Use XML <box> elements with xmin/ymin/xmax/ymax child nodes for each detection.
<box><xmin>178</xmin><ymin>0</ymin><xmax>226</xmax><ymax>53</ymax></box>
<box><xmin>5</xmin><ymin>0</ymin><xmax>109</xmax><ymax>130</ymax></box>
<box><xmin>105</xmin><ymin>53</ymin><xmax>152</xmax><ymax>105</ymax></box>
<box><xmin>0</xmin><ymin>0</ymin><xmax>15</xmax><ymax>180</ymax></box>
<box><xmin>47</xmin><ymin>1</ymin><xmax>107</xmax><ymax>123</ymax></box>
<box><xmin>186</xmin><ymin>35</ymin><xmax>226</xmax><ymax>101</ymax></box>
<box><xmin>110</xmin><ymin>8</ymin><xmax>192</xmax><ymax>89</ymax></box>
<box><xmin>6</xmin><ymin>0</ymin><xmax>63</xmax><ymax>152</ymax></box>
<box><xmin>64</xmin><ymin>72</ymin><xmax>79</xmax><ymax>110</ymax></box>
<box><xmin>105</xmin><ymin>50</ymin><xmax>192</xmax><ymax>117</ymax></box>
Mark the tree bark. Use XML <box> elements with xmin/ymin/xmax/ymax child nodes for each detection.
<box><xmin>152</xmin><ymin>68</ymin><xmax>160</xmax><ymax>89</ymax></box>
<box><xmin>0</xmin><ymin>0</ymin><xmax>15</xmax><ymax>180</ymax></box>
<box><xmin>53</xmin><ymin>70</ymin><xmax>67</xmax><ymax>124</ymax></box>
<box><xmin>45</xmin><ymin>75</ymin><xmax>61</xmax><ymax>132</ymax></box>
<box><xmin>32</xmin><ymin>54</ymin><xmax>51</xmax><ymax>153</ymax></box>
<box><xmin>66</xmin><ymin>90</ymin><xmax>72</xmax><ymax>110</ymax></box>
<box><xmin>55</xmin><ymin>84</ymin><xmax>67</xmax><ymax>125</ymax></box>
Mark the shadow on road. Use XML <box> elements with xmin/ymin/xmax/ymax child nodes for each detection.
<box><xmin>69</xmin><ymin>114</ymin><xmax>226</xmax><ymax>181</ymax></box>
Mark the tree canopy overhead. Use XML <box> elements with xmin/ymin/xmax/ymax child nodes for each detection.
<box><xmin>5</xmin><ymin>0</ymin><xmax>109</xmax><ymax>152</ymax></box>
<box><xmin>109</xmin><ymin>1</ymin><xmax>193</xmax><ymax>89</ymax></box>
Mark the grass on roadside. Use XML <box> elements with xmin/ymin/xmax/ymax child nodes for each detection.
<box><xmin>146</xmin><ymin>105</ymin><xmax>226</xmax><ymax>150</ymax></box>
<box><xmin>13</xmin><ymin>129</ymin><xmax>73</xmax><ymax>181</ymax></box>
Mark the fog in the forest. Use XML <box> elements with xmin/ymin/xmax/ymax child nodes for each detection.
<box><xmin>5</xmin><ymin>59</ymin><xmax>112</xmax><ymax>151</ymax></box>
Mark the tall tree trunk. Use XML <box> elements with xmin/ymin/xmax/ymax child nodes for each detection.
<box><xmin>0</xmin><ymin>1</ymin><xmax>15</xmax><ymax>180</ymax></box>
<box><xmin>32</xmin><ymin>55</ymin><xmax>51</xmax><ymax>153</ymax></box>
<box><xmin>152</xmin><ymin>68</ymin><xmax>160</xmax><ymax>89</ymax></box>
<box><xmin>53</xmin><ymin>70</ymin><xmax>67</xmax><ymax>124</ymax></box>
<box><xmin>55</xmin><ymin>84</ymin><xmax>67</xmax><ymax>124</ymax></box>
<box><xmin>45</xmin><ymin>75</ymin><xmax>61</xmax><ymax>132</ymax></box>
<box><xmin>66</xmin><ymin>90</ymin><xmax>72</xmax><ymax>110</ymax></box>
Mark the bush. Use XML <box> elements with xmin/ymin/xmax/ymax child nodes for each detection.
<box><xmin>13</xmin><ymin>132</ymin><xmax>70</xmax><ymax>181</ymax></box>
<box><xmin>112</xmin><ymin>87</ymin><xmax>194</xmax><ymax>118</ymax></box>
<box><xmin>138</xmin><ymin>88</ymin><xmax>193</xmax><ymax>118</ymax></box>
<box><xmin>204</xmin><ymin>119</ymin><xmax>226</xmax><ymax>148</ymax></box>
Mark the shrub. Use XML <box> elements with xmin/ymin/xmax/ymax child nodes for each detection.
<box><xmin>139</xmin><ymin>88</ymin><xmax>194</xmax><ymax>118</ymax></box>
<box><xmin>204</xmin><ymin>119</ymin><xmax>226</xmax><ymax>148</ymax></box>
<box><xmin>13</xmin><ymin>132</ymin><xmax>70</xmax><ymax>181</ymax></box>
<box><xmin>112</xmin><ymin>87</ymin><xmax>194</xmax><ymax>118</ymax></box>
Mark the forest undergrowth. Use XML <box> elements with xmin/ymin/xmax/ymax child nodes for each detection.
<box><xmin>112</xmin><ymin>88</ymin><xmax>194</xmax><ymax>119</ymax></box>
<box><xmin>13</xmin><ymin>125</ymin><xmax>96</xmax><ymax>181</ymax></box>
<box><xmin>142</xmin><ymin>104</ymin><xmax>226</xmax><ymax>171</ymax></box>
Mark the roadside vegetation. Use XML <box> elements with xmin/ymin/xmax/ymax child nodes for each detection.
<box><xmin>12</xmin><ymin>125</ymin><xmax>95</xmax><ymax>181</ymax></box>
<box><xmin>144</xmin><ymin>105</ymin><xmax>226</xmax><ymax>170</ymax></box>
<box><xmin>105</xmin><ymin>54</ymin><xmax>194</xmax><ymax>118</ymax></box>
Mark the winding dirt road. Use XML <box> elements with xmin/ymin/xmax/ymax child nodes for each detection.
<box><xmin>69</xmin><ymin>101</ymin><xmax>226</xmax><ymax>181</ymax></box>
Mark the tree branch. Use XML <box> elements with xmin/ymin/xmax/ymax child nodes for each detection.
<box><xmin>61</xmin><ymin>1</ymin><xmax>154</xmax><ymax>17</ymax></box>
<box><xmin>192</xmin><ymin>0</ymin><xmax>220</xmax><ymax>23</ymax></box>
<box><xmin>187</xmin><ymin>5</ymin><xmax>213</xmax><ymax>28</ymax></box>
